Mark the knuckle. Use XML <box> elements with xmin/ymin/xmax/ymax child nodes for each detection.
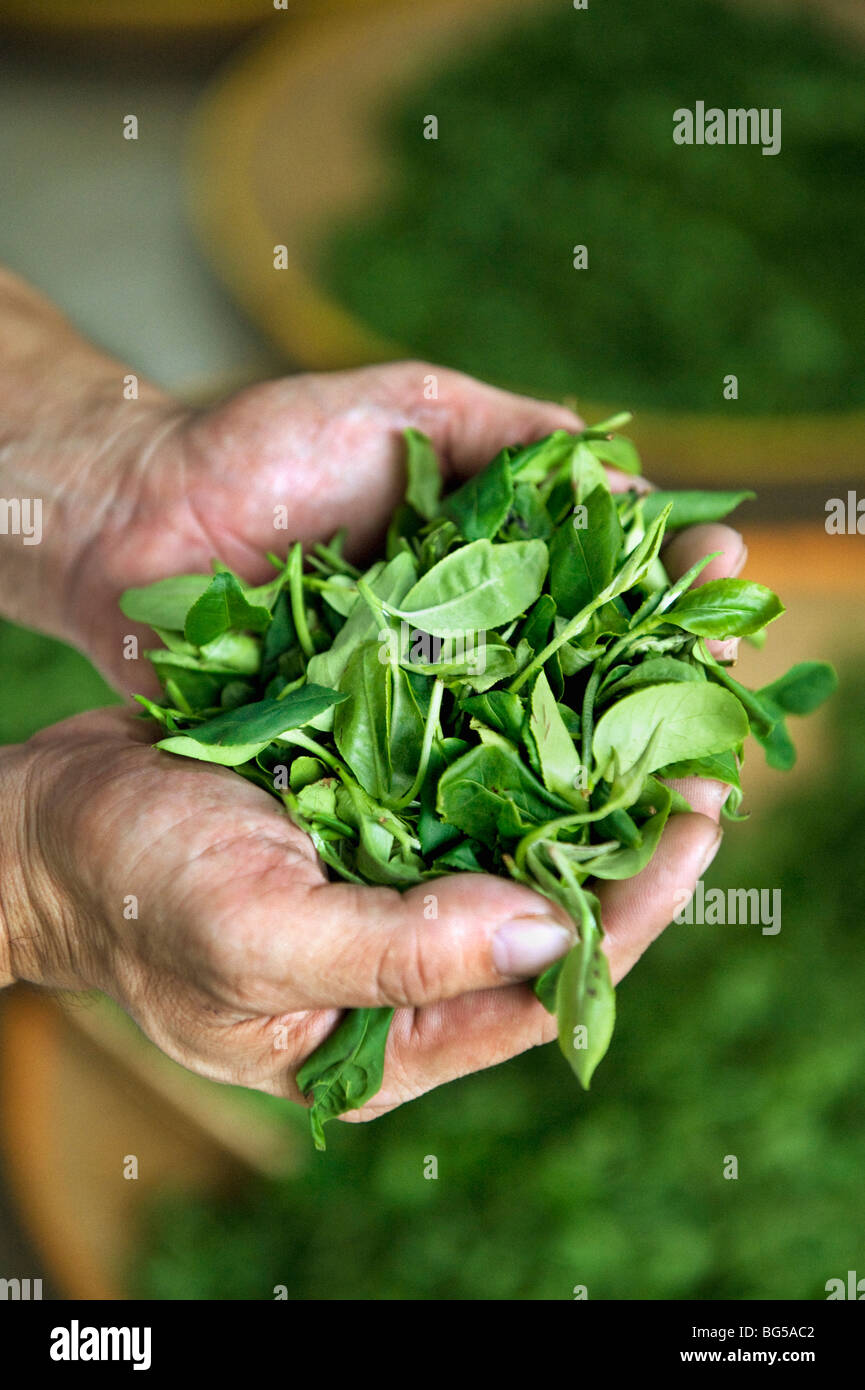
<box><xmin>373</xmin><ymin>919</ymin><xmax>440</xmax><ymax>1007</ymax></box>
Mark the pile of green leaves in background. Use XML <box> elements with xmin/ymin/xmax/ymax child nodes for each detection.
<box><xmin>120</xmin><ymin>419</ymin><xmax>834</xmax><ymax>1148</ymax></box>
<box><xmin>132</xmin><ymin>667</ymin><xmax>865</xmax><ymax>1300</ymax></box>
<box><xmin>322</xmin><ymin>0</ymin><xmax>865</xmax><ymax>412</ymax></box>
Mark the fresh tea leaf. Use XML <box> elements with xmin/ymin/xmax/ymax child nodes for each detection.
<box><xmin>641</xmin><ymin>489</ymin><xmax>756</xmax><ymax>530</ymax></box>
<box><xmin>593</xmin><ymin>682</ymin><xmax>748</xmax><ymax>777</ymax></box>
<box><xmin>666</xmin><ymin>579</ymin><xmax>784</xmax><ymax>638</ymax></box>
<box><xmin>758</xmin><ymin>661</ymin><xmax>838</xmax><ymax>716</ymax></box>
<box><xmin>297</xmin><ymin>1006</ymin><xmax>395</xmax><ymax>1151</ymax></box>
<box><xmin>443</xmin><ymin>450</ymin><xmax>514</xmax><ymax>540</ymax></box>
<box><xmin>404</xmin><ymin>428</ymin><xmax>442</xmax><ymax>520</ymax></box>
<box><xmin>184</xmin><ymin>572</ymin><xmax>272</xmax><ymax>646</ymax></box>
<box><xmin>549</xmin><ymin>484</ymin><xmax>623</xmax><ymax>619</ymax></box>
<box><xmin>120</xmin><ymin>574</ymin><xmax>212</xmax><ymax>630</ymax></box>
<box><xmin>157</xmin><ymin>687</ymin><xmax>346</xmax><ymax>767</ymax></box>
<box><xmin>390</xmin><ymin>539</ymin><xmax>548</xmax><ymax>634</ymax></box>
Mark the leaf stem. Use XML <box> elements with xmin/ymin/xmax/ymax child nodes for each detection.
<box><xmin>508</xmin><ymin>598</ymin><xmax>599</xmax><ymax>693</ymax></box>
<box><xmin>278</xmin><ymin>728</ymin><xmax>345</xmax><ymax>773</ymax></box>
<box><xmin>580</xmin><ymin>666</ymin><xmax>601</xmax><ymax>769</ymax></box>
<box><xmin>288</xmin><ymin>542</ymin><xmax>315</xmax><ymax>659</ymax></box>
<box><xmin>356</xmin><ymin>576</ymin><xmax>393</xmax><ymax>632</ymax></box>
<box><xmin>313</xmin><ymin>542</ymin><xmax>361</xmax><ymax>578</ymax></box>
<box><xmin>509</xmin><ymin>505</ymin><xmax>673</xmax><ymax>694</ymax></box>
<box><xmin>392</xmin><ymin>679</ymin><xmax>444</xmax><ymax>809</ymax></box>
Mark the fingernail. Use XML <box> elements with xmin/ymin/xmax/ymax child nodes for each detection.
<box><xmin>493</xmin><ymin>919</ymin><xmax>573</xmax><ymax>977</ymax></box>
<box><xmin>625</xmin><ymin>475</ymin><xmax>653</xmax><ymax>497</ymax></box>
<box><xmin>698</xmin><ymin>829</ymin><xmax>723</xmax><ymax>878</ymax></box>
<box><xmin>714</xmin><ymin>638</ymin><xmax>739</xmax><ymax>663</ymax></box>
<box><xmin>729</xmin><ymin>540</ymin><xmax>748</xmax><ymax>577</ymax></box>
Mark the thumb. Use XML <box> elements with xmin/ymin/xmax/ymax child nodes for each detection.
<box><xmin>272</xmin><ymin>873</ymin><xmax>576</xmax><ymax>1011</ymax></box>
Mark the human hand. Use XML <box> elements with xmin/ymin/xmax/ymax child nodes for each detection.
<box><xmin>66</xmin><ymin>361</ymin><xmax>604</xmax><ymax>692</ymax></box>
<box><xmin>0</xmin><ymin>513</ymin><xmax>739</xmax><ymax>1117</ymax></box>
<box><xmin>0</xmin><ymin>282</ymin><xmax>745</xmax><ymax>1112</ymax></box>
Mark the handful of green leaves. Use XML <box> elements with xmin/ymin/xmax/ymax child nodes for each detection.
<box><xmin>120</xmin><ymin>417</ymin><xmax>836</xmax><ymax>1148</ymax></box>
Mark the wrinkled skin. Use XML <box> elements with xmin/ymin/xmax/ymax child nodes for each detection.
<box><xmin>9</xmin><ymin>362</ymin><xmax>744</xmax><ymax>1121</ymax></box>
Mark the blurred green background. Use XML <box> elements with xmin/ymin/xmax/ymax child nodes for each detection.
<box><xmin>322</xmin><ymin>0</ymin><xmax>865</xmax><ymax>413</ymax></box>
<box><xmin>1</xmin><ymin>0</ymin><xmax>863</xmax><ymax>1300</ymax></box>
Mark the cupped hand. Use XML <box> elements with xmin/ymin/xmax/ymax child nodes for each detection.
<box><xmin>5</xmin><ymin>527</ymin><xmax>740</xmax><ymax>1123</ymax></box>
<box><xmin>28</xmin><ymin>359</ymin><xmax>747</xmax><ymax>1119</ymax></box>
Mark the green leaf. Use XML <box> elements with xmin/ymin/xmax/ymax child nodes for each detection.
<box><xmin>507</xmin><ymin>430</ymin><xmax>576</xmax><ymax>483</ymax></box>
<box><xmin>601</xmin><ymin>656</ymin><xmax>705</xmax><ymax>700</ymax></box>
<box><xmin>658</xmin><ymin>748</ymin><xmax>742</xmax><ymax>791</ymax></box>
<box><xmin>334</xmin><ymin>644</ymin><xmax>390</xmax><ymax>798</ymax></box>
<box><xmin>417</xmin><ymin>518</ymin><xmax>460</xmax><ymax>571</ymax></box>
<box><xmin>386</xmin><ymin>504</ymin><xmax>424</xmax><ymax>562</ymax></box>
<box><xmin>156</xmin><ymin>687</ymin><xmax>346</xmax><ymax>767</ymax></box>
<box><xmin>593</xmin><ymin>682</ymin><xmax>749</xmax><ymax>778</ymax></box>
<box><xmin>529</xmin><ymin>670</ymin><xmax>585</xmax><ymax>806</ymax></box>
<box><xmin>398</xmin><ymin>632</ymin><xmax>514</xmax><ymax>689</ymax></box>
<box><xmin>443</xmin><ymin>451</ymin><xmax>514</xmax><ymax>540</ymax></box>
<box><xmin>666</xmin><ymin>579</ymin><xmax>784</xmax><ymax>638</ymax></box>
<box><xmin>753</xmin><ymin>716</ymin><xmax>797</xmax><ymax>771</ymax></box>
<box><xmin>184</xmin><ymin>572</ymin><xmax>272</xmax><ymax>646</ymax></box>
<box><xmin>295</xmin><ymin>777</ymin><xmax>338</xmax><ymax>821</ymax></box>
<box><xmin>146</xmin><ymin>641</ymin><xmax>259</xmax><ymax>677</ymax></box>
<box><xmin>508</xmin><ymin>505</ymin><xmax>671</xmax><ymax>695</ymax></box>
<box><xmin>641</xmin><ymin>489</ymin><xmax>756</xmax><ymax>530</ymax></box>
<box><xmin>606</xmin><ymin>504</ymin><xmax>672</xmax><ymax>599</ymax></box>
<box><xmin>549</xmin><ymin>485</ymin><xmax>623</xmax><ymax>619</ymax></box>
<box><xmin>433</xmin><ymin>840</ymin><xmax>486</xmax><ymax>873</ymax></box>
<box><xmin>579</xmin><ymin>787</ymin><xmax>671</xmax><ymax>879</ymax></box>
<box><xmin>557</xmin><ymin>930</ymin><xmax>615</xmax><ymax>1088</ymax></box>
<box><xmin>415</xmin><ymin>741</ymin><xmax>462</xmax><ymax>857</ymax></box>
<box><xmin>437</xmin><ymin>743</ymin><xmax>570</xmax><ymax>847</ymax></box>
<box><xmin>261</xmin><ymin>592</ymin><xmax>297</xmax><ymax>678</ymax></box>
<box><xmin>150</xmin><ymin>627</ymin><xmax>198</xmax><ymax>657</ymax></box>
<box><xmin>585</xmin><ymin>435</ymin><xmax>642</xmax><ymax>475</ymax></box>
<box><xmin>550</xmin><ymin>879</ymin><xmax>615</xmax><ymax>1088</ymax></box>
<box><xmin>506</xmin><ymin>483</ymin><xmax>554</xmax><ymax>542</ymax></box>
<box><xmin>297</xmin><ymin>1006</ymin><xmax>395</xmax><ymax>1151</ymax></box>
<box><xmin>460</xmin><ymin>690</ymin><xmax>525</xmax><ymax>744</ymax></box>
<box><xmin>583</xmin><ymin>412</ymin><xmax>633</xmax><ymax>436</ymax></box>
<box><xmin>390</xmin><ymin>539</ymin><xmax>548</xmax><ymax>635</ymax></box>
<box><xmin>702</xmin><ymin>661</ymin><xmax>779</xmax><ymax>738</ymax></box>
<box><xmin>337</xmin><ymin>779</ymin><xmax>419</xmax><ymax>856</ymax></box>
<box><xmin>120</xmin><ymin>574</ymin><xmax>212</xmax><ymax>630</ymax></box>
<box><xmin>519</xmin><ymin>593</ymin><xmax>556</xmax><ymax>652</ymax></box>
<box><xmin>306</xmin><ymin>552</ymin><xmax>417</xmax><ymax>718</ymax></box>
<box><xmin>403</xmin><ymin>428</ymin><xmax>442</xmax><ymax>520</ymax></box>
<box><xmin>652</xmin><ymin>552</ymin><xmax>722</xmax><ymax>616</ymax></box>
<box><xmin>220</xmin><ymin>679</ymin><xmax>255</xmax><ymax>710</ymax></box>
<box><xmin>387</xmin><ymin>666</ymin><xmax>430</xmax><ymax>798</ymax></box>
<box><xmin>133</xmin><ymin>694</ymin><xmax>181</xmax><ymax>729</ymax></box>
<box><xmin>568</xmin><ymin>442</ymin><xmax>611</xmax><ymax>504</ymax></box>
<box><xmin>289</xmin><ymin>756</ymin><xmax>326</xmax><ymax>792</ymax></box>
<box><xmin>758</xmin><ymin>661</ymin><xmax>838</xmax><ymax>716</ymax></box>
<box><xmin>334</xmin><ymin>642</ymin><xmax>426</xmax><ymax>801</ymax></box>
<box><xmin>197</xmin><ymin>633</ymin><xmax>263</xmax><ymax>674</ymax></box>
<box><xmin>533</xmin><ymin>956</ymin><xmax>563</xmax><ymax>1014</ymax></box>
<box><xmin>316</xmin><ymin>574</ymin><xmax>360</xmax><ymax>619</ymax></box>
